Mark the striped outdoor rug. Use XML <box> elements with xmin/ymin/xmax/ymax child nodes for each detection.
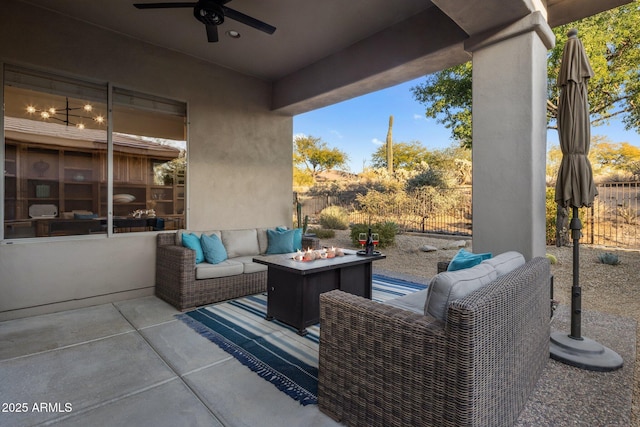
<box><xmin>177</xmin><ymin>274</ymin><xmax>426</xmax><ymax>405</ymax></box>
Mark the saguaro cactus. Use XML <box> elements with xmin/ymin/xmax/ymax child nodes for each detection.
<box><xmin>386</xmin><ymin>115</ymin><xmax>394</xmax><ymax>174</ymax></box>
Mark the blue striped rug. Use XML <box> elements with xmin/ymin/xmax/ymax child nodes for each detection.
<box><xmin>177</xmin><ymin>274</ymin><xmax>426</xmax><ymax>405</ymax></box>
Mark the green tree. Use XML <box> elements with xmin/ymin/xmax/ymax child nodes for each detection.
<box><xmin>293</xmin><ymin>135</ymin><xmax>349</xmax><ymax>179</ymax></box>
<box><xmin>371</xmin><ymin>140</ymin><xmax>430</xmax><ymax>170</ymax></box>
<box><xmin>591</xmin><ymin>140</ymin><xmax>640</xmax><ymax>168</ymax></box>
<box><xmin>293</xmin><ymin>166</ymin><xmax>314</xmax><ymax>187</ymax></box>
<box><xmin>546</xmin><ymin>145</ymin><xmax>563</xmax><ymax>181</ymax></box>
<box><xmin>412</xmin><ymin>62</ymin><xmax>472</xmax><ymax>148</ymax></box>
<box><xmin>424</xmin><ymin>145</ymin><xmax>471</xmax><ymax>176</ymax></box>
<box><xmin>412</xmin><ymin>2</ymin><xmax>640</xmax><ymax>149</ymax></box>
<box><xmin>548</xmin><ymin>136</ymin><xmax>640</xmax><ymax>181</ymax></box>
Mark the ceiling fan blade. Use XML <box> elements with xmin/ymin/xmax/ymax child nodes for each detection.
<box><xmin>205</xmin><ymin>24</ymin><xmax>219</xmax><ymax>42</ymax></box>
<box><xmin>134</xmin><ymin>2</ymin><xmax>196</xmax><ymax>9</ymax></box>
<box><xmin>222</xmin><ymin>7</ymin><xmax>276</xmax><ymax>34</ymax></box>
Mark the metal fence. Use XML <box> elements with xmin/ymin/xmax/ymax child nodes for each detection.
<box><xmin>295</xmin><ymin>181</ymin><xmax>640</xmax><ymax>250</ymax></box>
<box><xmin>582</xmin><ymin>182</ymin><xmax>640</xmax><ymax>248</ymax></box>
<box><xmin>296</xmin><ymin>187</ymin><xmax>473</xmax><ymax>236</ymax></box>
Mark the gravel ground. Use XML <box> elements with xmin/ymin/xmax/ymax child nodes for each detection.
<box><xmin>320</xmin><ymin>229</ymin><xmax>640</xmax><ymax>425</ymax></box>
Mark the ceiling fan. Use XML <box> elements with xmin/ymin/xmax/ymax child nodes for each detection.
<box><xmin>133</xmin><ymin>0</ymin><xmax>276</xmax><ymax>43</ymax></box>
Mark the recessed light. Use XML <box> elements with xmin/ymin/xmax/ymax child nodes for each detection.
<box><xmin>226</xmin><ymin>30</ymin><xmax>241</xmax><ymax>39</ymax></box>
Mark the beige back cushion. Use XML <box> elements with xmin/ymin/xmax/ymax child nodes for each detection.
<box><xmin>425</xmin><ymin>263</ymin><xmax>497</xmax><ymax>322</ymax></box>
<box><xmin>256</xmin><ymin>228</ymin><xmax>269</xmax><ymax>254</ymax></box>
<box><xmin>221</xmin><ymin>229</ymin><xmax>260</xmax><ymax>258</ymax></box>
<box><xmin>481</xmin><ymin>251</ymin><xmax>525</xmax><ymax>277</ymax></box>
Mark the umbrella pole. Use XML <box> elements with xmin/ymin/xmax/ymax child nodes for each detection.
<box><xmin>570</xmin><ymin>206</ymin><xmax>582</xmax><ymax>339</ymax></box>
<box><xmin>549</xmin><ymin>206</ymin><xmax>623</xmax><ymax>371</ymax></box>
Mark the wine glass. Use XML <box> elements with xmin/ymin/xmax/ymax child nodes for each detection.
<box><xmin>358</xmin><ymin>233</ymin><xmax>367</xmax><ymax>249</ymax></box>
<box><xmin>371</xmin><ymin>233</ymin><xmax>379</xmax><ymax>250</ymax></box>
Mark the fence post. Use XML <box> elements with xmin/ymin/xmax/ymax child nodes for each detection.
<box><xmin>590</xmin><ymin>205</ymin><xmax>594</xmax><ymax>245</ymax></box>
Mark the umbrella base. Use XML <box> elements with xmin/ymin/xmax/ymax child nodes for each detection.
<box><xmin>550</xmin><ymin>332</ymin><xmax>623</xmax><ymax>372</ymax></box>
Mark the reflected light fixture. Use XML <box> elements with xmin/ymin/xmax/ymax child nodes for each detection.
<box><xmin>226</xmin><ymin>30</ymin><xmax>241</xmax><ymax>39</ymax></box>
<box><xmin>25</xmin><ymin>97</ymin><xmax>105</xmax><ymax>129</ymax></box>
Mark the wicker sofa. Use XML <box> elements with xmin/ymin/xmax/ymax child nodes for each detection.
<box><xmin>318</xmin><ymin>256</ymin><xmax>551</xmax><ymax>427</ymax></box>
<box><xmin>156</xmin><ymin>228</ymin><xmax>319</xmax><ymax>310</ymax></box>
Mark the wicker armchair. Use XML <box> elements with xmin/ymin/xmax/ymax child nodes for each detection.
<box><xmin>319</xmin><ymin>257</ymin><xmax>551</xmax><ymax>427</ymax></box>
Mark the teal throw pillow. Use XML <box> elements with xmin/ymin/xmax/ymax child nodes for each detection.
<box><xmin>275</xmin><ymin>227</ymin><xmax>303</xmax><ymax>251</ymax></box>
<box><xmin>200</xmin><ymin>234</ymin><xmax>228</xmax><ymax>264</ymax></box>
<box><xmin>447</xmin><ymin>248</ymin><xmax>492</xmax><ymax>272</ymax></box>
<box><xmin>266</xmin><ymin>228</ymin><xmax>296</xmax><ymax>254</ymax></box>
<box><xmin>182</xmin><ymin>233</ymin><xmax>205</xmax><ymax>264</ymax></box>
<box><xmin>293</xmin><ymin>228</ymin><xmax>303</xmax><ymax>251</ymax></box>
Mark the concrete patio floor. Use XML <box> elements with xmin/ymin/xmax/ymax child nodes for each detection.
<box><xmin>0</xmin><ymin>296</ymin><xmax>339</xmax><ymax>427</ymax></box>
<box><xmin>0</xmin><ymin>277</ymin><xmax>635</xmax><ymax>427</ymax></box>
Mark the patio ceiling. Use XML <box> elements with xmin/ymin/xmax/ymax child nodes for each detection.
<box><xmin>17</xmin><ymin>0</ymin><xmax>630</xmax><ymax>114</ymax></box>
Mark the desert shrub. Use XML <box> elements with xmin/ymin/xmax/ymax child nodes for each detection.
<box><xmin>319</xmin><ymin>206</ymin><xmax>350</xmax><ymax>230</ymax></box>
<box><xmin>405</xmin><ymin>166</ymin><xmax>448</xmax><ymax>191</ymax></box>
<box><xmin>617</xmin><ymin>203</ymin><xmax>637</xmax><ymax>225</ymax></box>
<box><xmin>598</xmin><ymin>252</ymin><xmax>621</xmax><ymax>265</ymax></box>
<box><xmin>355</xmin><ymin>189</ymin><xmax>411</xmax><ymax>224</ymax></box>
<box><xmin>313</xmin><ymin>228</ymin><xmax>335</xmax><ymax>239</ymax></box>
<box><xmin>349</xmin><ymin>222</ymin><xmax>398</xmax><ymax>249</ymax></box>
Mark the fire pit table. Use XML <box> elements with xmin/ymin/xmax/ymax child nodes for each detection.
<box><xmin>253</xmin><ymin>249</ymin><xmax>385</xmax><ymax>335</ymax></box>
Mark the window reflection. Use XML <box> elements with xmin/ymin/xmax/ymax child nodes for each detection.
<box><xmin>3</xmin><ymin>85</ymin><xmax>108</xmax><ymax>238</ymax></box>
<box><xmin>3</xmin><ymin>67</ymin><xmax>186</xmax><ymax>238</ymax></box>
<box><xmin>111</xmin><ymin>90</ymin><xmax>187</xmax><ymax>233</ymax></box>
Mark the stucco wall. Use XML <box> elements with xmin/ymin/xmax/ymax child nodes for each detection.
<box><xmin>0</xmin><ymin>2</ymin><xmax>293</xmax><ymax>320</ymax></box>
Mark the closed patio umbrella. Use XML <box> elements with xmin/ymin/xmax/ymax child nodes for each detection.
<box><xmin>549</xmin><ymin>29</ymin><xmax>622</xmax><ymax>371</ymax></box>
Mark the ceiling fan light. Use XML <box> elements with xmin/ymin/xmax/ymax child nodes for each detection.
<box><xmin>195</xmin><ymin>3</ymin><xmax>224</xmax><ymax>26</ymax></box>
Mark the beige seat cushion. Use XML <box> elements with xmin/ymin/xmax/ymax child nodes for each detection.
<box><xmin>195</xmin><ymin>259</ymin><xmax>243</xmax><ymax>279</ymax></box>
<box><xmin>233</xmin><ymin>255</ymin><xmax>268</xmax><ymax>274</ymax></box>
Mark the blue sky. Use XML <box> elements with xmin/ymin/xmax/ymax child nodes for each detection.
<box><xmin>293</xmin><ymin>76</ymin><xmax>640</xmax><ymax>173</ymax></box>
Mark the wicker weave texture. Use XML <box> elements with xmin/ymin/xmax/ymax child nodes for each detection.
<box><xmin>319</xmin><ymin>257</ymin><xmax>550</xmax><ymax>427</ymax></box>
<box><xmin>155</xmin><ymin>232</ymin><xmax>267</xmax><ymax>310</ymax></box>
<box><xmin>302</xmin><ymin>235</ymin><xmax>321</xmax><ymax>250</ymax></box>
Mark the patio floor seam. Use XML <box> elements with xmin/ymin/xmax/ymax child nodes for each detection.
<box><xmin>0</xmin><ymin>330</ymin><xmax>135</xmax><ymax>363</ymax></box>
<box><xmin>112</xmin><ymin>303</ymin><xmax>226</xmax><ymax>426</ymax></box>
<box><xmin>36</xmin><ymin>378</ymin><xmax>180</xmax><ymax>427</ymax></box>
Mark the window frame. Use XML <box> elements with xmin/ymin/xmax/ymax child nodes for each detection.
<box><xmin>1</xmin><ymin>64</ymin><xmax>188</xmax><ymax>241</ymax></box>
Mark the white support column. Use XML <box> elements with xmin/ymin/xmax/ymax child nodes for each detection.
<box><xmin>467</xmin><ymin>12</ymin><xmax>555</xmax><ymax>260</ymax></box>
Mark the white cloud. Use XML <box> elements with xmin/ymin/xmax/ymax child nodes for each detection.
<box><xmin>372</xmin><ymin>138</ymin><xmax>383</xmax><ymax>146</ymax></box>
<box><xmin>292</xmin><ymin>133</ymin><xmax>307</xmax><ymax>141</ymax></box>
<box><xmin>330</xmin><ymin>129</ymin><xmax>344</xmax><ymax>139</ymax></box>
<box><xmin>413</xmin><ymin>114</ymin><xmax>424</xmax><ymax>120</ymax></box>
